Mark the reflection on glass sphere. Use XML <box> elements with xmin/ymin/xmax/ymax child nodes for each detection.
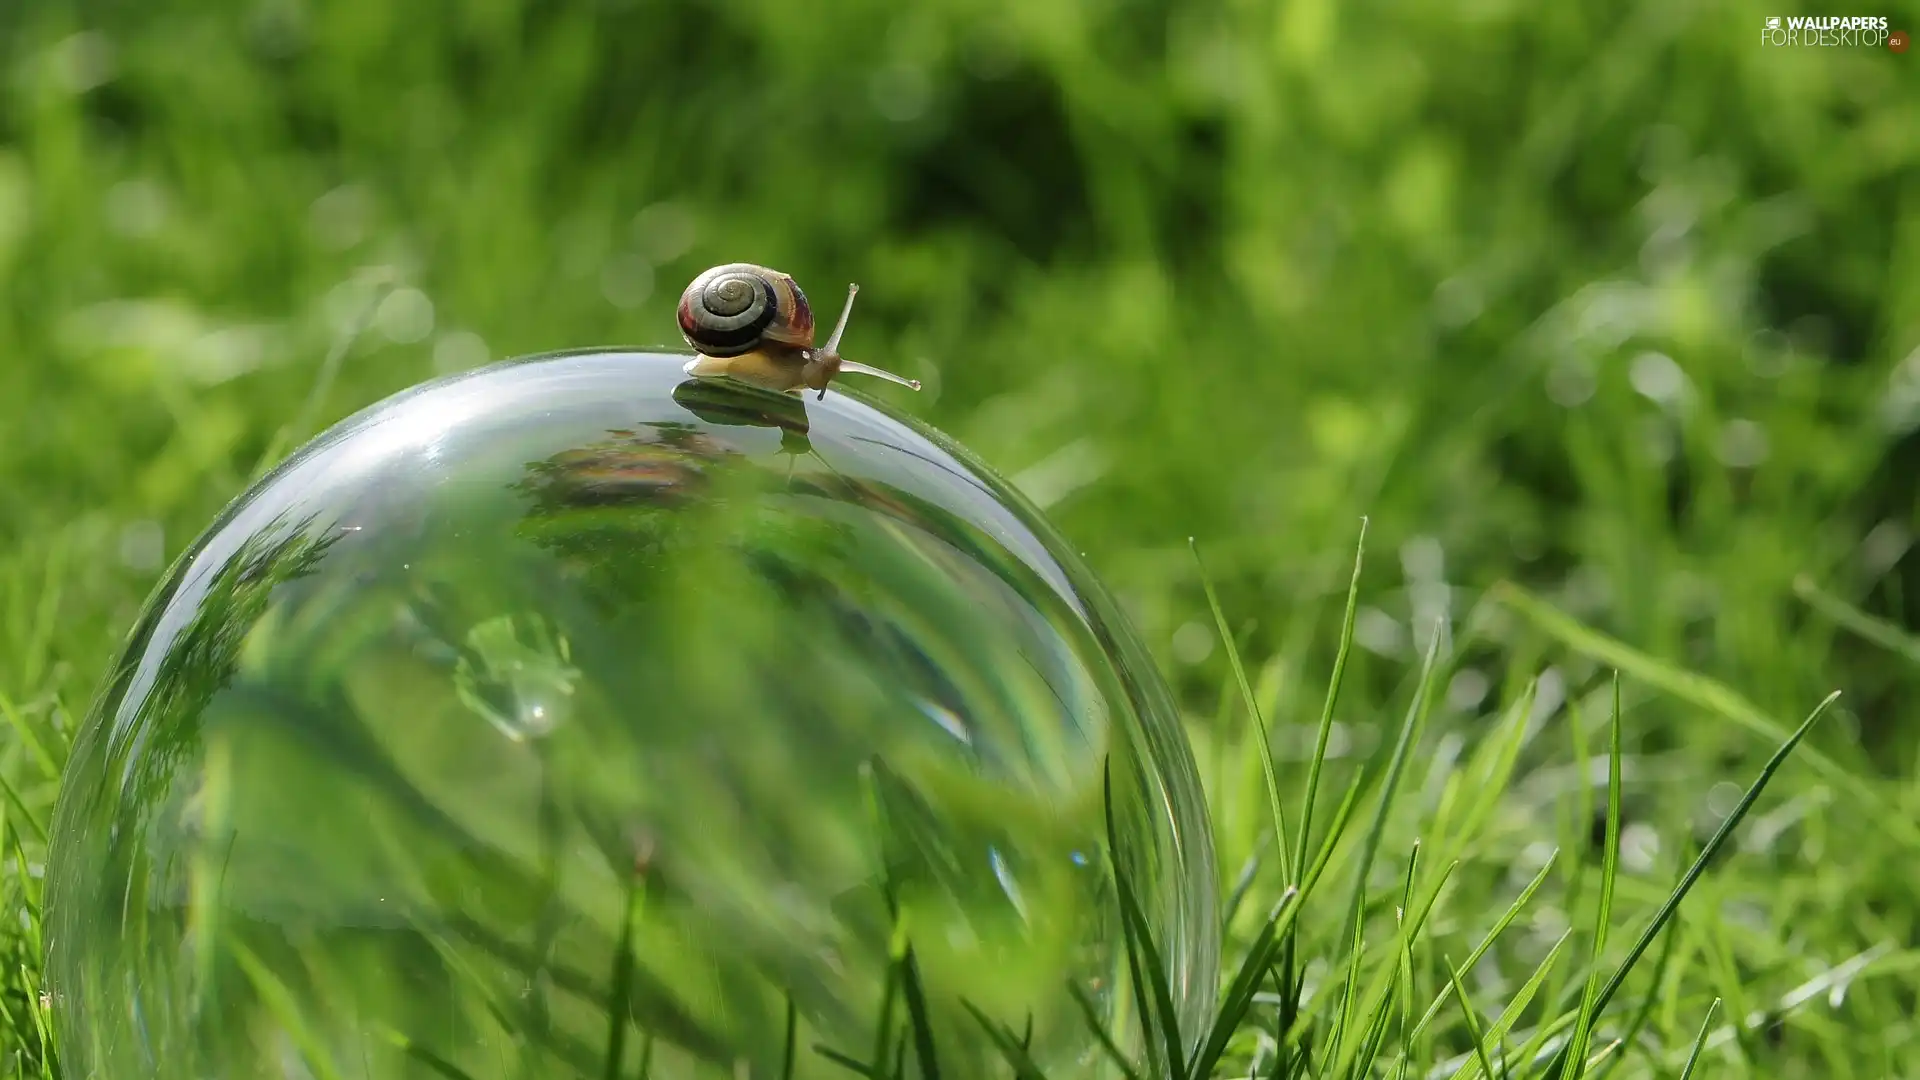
<box><xmin>45</xmin><ymin>351</ymin><xmax>1217</xmax><ymax>1079</ymax></box>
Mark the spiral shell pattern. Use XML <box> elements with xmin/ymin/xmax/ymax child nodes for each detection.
<box><xmin>677</xmin><ymin>263</ymin><xmax>815</xmax><ymax>358</ymax></box>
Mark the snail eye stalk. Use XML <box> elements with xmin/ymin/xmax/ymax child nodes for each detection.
<box><xmin>813</xmin><ymin>283</ymin><xmax>920</xmax><ymax>400</ymax></box>
<box><xmin>822</xmin><ymin>283</ymin><xmax>858</xmax><ymax>357</ymax></box>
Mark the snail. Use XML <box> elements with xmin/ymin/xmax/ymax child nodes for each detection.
<box><xmin>677</xmin><ymin>263</ymin><xmax>921</xmax><ymax>400</ymax></box>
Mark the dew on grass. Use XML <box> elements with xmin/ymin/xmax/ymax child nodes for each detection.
<box><xmin>43</xmin><ymin>351</ymin><xmax>1217</xmax><ymax>1080</ymax></box>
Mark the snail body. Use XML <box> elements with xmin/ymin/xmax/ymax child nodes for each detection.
<box><xmin>677</xmin><ymin>263</ymin><xmax>921</xmax><ymax>399</ymax></box>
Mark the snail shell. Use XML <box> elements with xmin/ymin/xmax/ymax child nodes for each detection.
<box><xmin>676</xmin><ymin>263</ymin><xmax>814</xmax><ymax>359</ymax></box>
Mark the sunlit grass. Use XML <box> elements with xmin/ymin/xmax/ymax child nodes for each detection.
<box><xmin>0</xmin><ymin>520</ymin><xmax>1883</xmax><ymax>1079</ymax></box>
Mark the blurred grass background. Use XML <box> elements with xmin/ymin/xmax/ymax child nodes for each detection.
<box><xmin>1</xmin><ymin>0</ymin><xmax>1918</xmax><ymax>1075</ymax></box>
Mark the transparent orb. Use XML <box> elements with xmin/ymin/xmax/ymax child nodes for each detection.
<box><xmin>46</xmin><ymin>351</ymin><xmax>1217</xmax><ymax>1080</ymax></box>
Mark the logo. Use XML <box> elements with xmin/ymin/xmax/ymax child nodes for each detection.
<box><xmin>1761</xmin><ymin>16</ymin><xmax>1901</xmax><ymax>47</ymax></box>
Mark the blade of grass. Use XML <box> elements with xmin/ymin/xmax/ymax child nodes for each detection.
<box><xmin>1492</xmin><ymin>583</ymin><xmax>1914</xmax><ymax>847</ymax></box>
<box><xmin>1330</xmin><ymin>851</ymin><xmax>1463</xmax><ymax>1070</ymax></box>
<box><xmin>1793</xmin><ymin>574</ymin><xmax>1920</xmax><ymax>664</ymax></box>
<box><xmin>16</xmin><ymin>539</ymin><xmax>67</xmax><ymax>693</ymax></box>
<box><xmin>1195</xmin><ymin>537</ymin><xmax>1293</xmax><ymax>878</ymax></box>
<box><xmin>380</xmin><ymin>1030</ymin><xmax>484</xmax><ymax>1080</ymax></box>
<box><xmin>1487</xmin><ymin>931</ymin><xmax>1574</xmax><ymax>1057</ymax></box>
<box><xmin>601</xmin><ymin>847</ymin><xmax>651</xmax><ymax>1080</ymax></box>
<box><xmin>782</xmin><ymin>994</ymin><xmax>798</xmax><ymax>1080</ymax></box>
<box><xmin>1589</xmin><ymin>916</ymin><xmax>1681</xmax><ymax>1080</ymax></box>
<box><xmin>1263</xmin><ymin>521</ymin><xmax>1368</xmax><ymax>1080</ymax></box>
<box><xmin>1590</xmin><ymin>691</ymin><xmax>1840</xmax><ymax>1018</ymax></box>
<box><xmin>21</xmin><ymin>961</ymin><xmax>55</xmax><ymax>1079</ymax></box>
<box><xmin>961</xmin><ymin>1001</ymin><xmax>1049</xmax><ymax>1080</ymax></box>
<box><xmin>1102</xmin><ymin>781</ymin><xmax>1164</xmax><ymax>1076</ymax></box>
<box><xmin>1294</xmin><ymin>517</ymin><xmax>1368</xmax><ymax>885</ymax></box>
<box><xmin>1563</xmin><ymin>674</ymin><xmax>1625</xmax><ymax>1079</ymax></box>
<box><xmin>1393</xmin><ymin>843</ymin><xmax>1423</xmax><ymax>1074</ymax></box>
<box><xmin>1505</xmin><ymin>1005</ymin><xmax>1582</xmax><ymax>1078</ymax></box>
<box><xmin>1259</xmin><ymin>768</ymin><xmax>1367</xmax><ymax>1060</ymax></box>
<box><xmin>1442</xmin><ymin>953</ymin><xmax>1499</xmax><ymax>1080</ymax></box>
<box><xmin>1103</xmin><ymin>762</ymin><xmax>1185</xmax><ymax>1078</ymax></box>
<box><xmin>0</xmin><ymin>691</ymin><xmax>58</xmax><ymax>781</ymax></box>
<box><xmin>867</xmin><ymin>768</ymin><xmax>938</xmax><ymax>1076</ymax></box>
<box><xmin>1542</xmin><ymin>688</ymin><xmax>1839</xmax><ymax>1079</ymax></box>
<box><xmin>1341</xmin><ymin>621</ymin><xmax>1445</xmax><ymax>944</ymax></box>
<box><xmin>1563</xmin><ymin>683</ymin><xmax>1596</xmax><ymax>892</ymax></box>
<box><xmin>1326</xmin><ymin>842</ymin><xmax>1435</xmax><ymax>1080</ymax></box>
<box><xmin>408</xmin><ymin>914</ymin><xmax>613</xmax><ymax>1074</ymax></box>
<box><xmin>229</xmin><ymin>938</ymin><xmax>349</xmax><ymax>1080</ymax></box>
<box><xmin>1540</xmin><ymin>685</ymin><xmax>1596</xmax><ymax>1034</ymax></box>
<box><xmin>1349</xmin><ymin>989</ymin><xmax>1400</xmax><ymax>1080</ymax></box>
<box><xmin>1427</xmin><ymin>678</ymin><xmax>1540</xmax><ymax>874</ymax></box>
<box><xmin>868</xmin><ymin>924</ymin><xmax>904</xmax><ymax>1075</ymax></box>
<box><xmin>0</xmin><ymin>974</ymin><xmax>26</xmax><ymax>1068</ymax></box>
<box><xmin>894</xmin><ymin>925</ymin><xmax>941</xmax><ymax>1080</ymax></box>
<box><xmin>1323</xmin><ymin>880</ymin><xmax>1370</xmax><ymax>1076</ymax></box>
<box><xmin>1675</xmin><ymin>1000</ymin><xmax>1722</xmax><ymax>1080</ymax></box>
<box><xmin>861</xmin><ymin>763</ymin><xmax>905</xmax><ymax>1074</ymax></box>
<box><xmin>438</xmin><ymin>912</ymin><xmax>729</xmax><ymax>1063</ymax></box>
<box><xmin>1115</xmin><ymin>876</ymin><xmax>1162</xmax><ymax>1079</ymax></box>
<box><xmin>1583</xmin><ymin>1038</ymin><xmax>1624</xmax><ymax>1073</ymax></box>
<box><xmin>1067</xmin><ymin>981</ymin><xmax>1147</xmax><ymax>1080</ymax></box>
<box><xmin>1328</xmin><ymin>616</ymin><xmax>1446</xmax><ymax>1079</ymax></box>
<box><xmin>0</xmin><ymin>770</ymin><xmax>44</xmax><ymax>845</ymax></box>
<box><xmin>1188</xmin><ymin>886</ymin><xmax>1301</xmax><ymax>1079</ymax></box>
<box><xmin>814</xmin><ymin>1044</ymin><xmax>888</xmax><ymax>1079</ymax></box>
<box><xmin>1221</xmin><ymin>847</ymin><xmax>1265</xmax><ymax>933</ymax></box>
<box><xmin>1404</xmin><ymin>850</ymin><xmax>1560</xmax><ymax>1046</ymax></box>
<box><xmin>250</xmin><ymin>276</ymin><xmax>393</xmax><ymax>480</ymax></box>
<box><xmin>1262</xmin><ymin>767</ymin><xmax>1373</xmax><ymax>1070</ymax></box>
<box><xmin>1447</xmin><ymin>930</ymin><xmax>1573</xmax><ymax>1080</ymax></box>
<box><xmin>1297</xmin><ymin>772</ymin><xmax>1368</xmax><ymax>904</ymax></box>
<box><xmin>187</xmin><ymin>732</ymin><xmax>234</xmax><ymax>1018</ymax></box>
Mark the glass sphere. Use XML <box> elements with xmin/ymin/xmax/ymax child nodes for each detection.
<box><xmin>45</xmin><ymin>351</ymin><xmax>1217</xmax><ymax>1080</ymax></box>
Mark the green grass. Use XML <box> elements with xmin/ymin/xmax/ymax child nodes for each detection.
<box><xmin>3</xmin><ymin>0</ymin><xmax>1919</xmax><ymax>1075</ymax></box>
